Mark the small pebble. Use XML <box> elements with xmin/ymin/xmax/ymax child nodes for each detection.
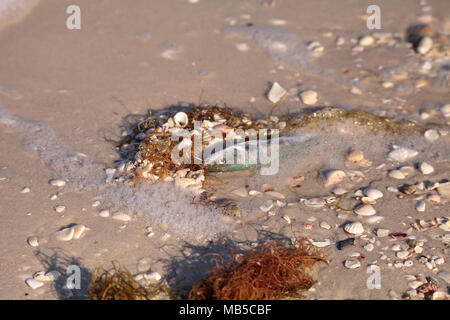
<box><xmin>20</xmin><ymin>187</ymin><xmax>30</xmax><ymax>194</ymax></box>
<box><xmin>424</xmin><ymin>129</ymin><xmax>439</xmax><ymax>142</ymax></box>
<box><xmin>25</xmin><ymin>278</ymin><xmax>44</xmax><ymax>290</ymax></box>
<box><xmin>50</xmin><ymin>179</ymin><xmax>66</xmax><ymax>187</ymax></box>
<box><xmin>54</xmin><ymin>205</ymin><xmax>66</xmax><ymax>213</ymax></box>
<box><xmin>359</xmin><ymin>35</ymin><xmax>375</xmax><ymax>46</ymax></box>
<box><xmin>112</xmin><ymin>212</ymin><xmax>131</xmax><ymax>222</ymax></box>
<box><xmin>27</xmin><ymin>236</ymin><xmax>39</xmax><ymax>247</ymax></box>
<box><xmin>267</xmin><ymin>82</ymin><xmax>287</xmax><ymax>104</ymax></box>
<box><xmin>415</xmin><ymin>201</ymin><xmax>426</xmax><ymax>212</ymax></box>
<box><xmin>300</xmin><ymin>90</ymin><xmax>318</xmax><ymax>105</ymax></box>
<box><xmin>416</xmin><ymin>36</ymin><xmax>433</xmax><ymax>55</ymax></box>
<box><xmin>98</xmin><ymin>209</ymin><xmax>110</xmax><ymax>218</ymax></box>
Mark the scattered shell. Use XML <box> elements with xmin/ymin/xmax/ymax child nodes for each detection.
<box><xmin>387</xmin><ymin>146</ymin><xmax>418</xmax><ymax>162</ymax></box>
<box><xmin>282</xmin><ymin>215</ymin><xmax>291</xmax><ymax>224</ymax></box>
<box><xmin>55</xmin><ymin>227</ymin><xmax>74</xmax><ymax>242</ymax></box>
<box><xmin>332</xmin><ymin>187</ymin><xmax>347</xmax><ymax>195</ymax></box>
<box><xmin>441</xmin><ymin>104</ymin><xmax>450</xmax><ymax>118</ymax></box>
<box><xmin>54</xmin><ymin>205</ymin><xmax>66</xmax><ymax>213</ymax></box>
<box><xmin>320</xmin><ymin>221</ymin><xmax>331</xmax><ymax>230</ymax></box>
<box><xmin>72</xmin><ymin>224</ymin><xmax>87</xmax><ymax>240</ymax></box>
<box><xmin>396</xmin><ymin>251</ymin><xmax>411</xmax><ymax>259</ymax></box>
<box><xmin>49</xmin><ymin>179</ymin><xmax>66</xmax><ymax>187</ymax></box>
<box><xmin>302</xmin><ymin>198</ymin><xmax>326</xmax><ymax>209</ymax></box>
<box><xmin>365</xmin><ymin>216</ymin><xmax>384</xmax><ymax>224</ymax></box>
<box><xmin>259</xmin><ymin>200</ymin><xmax>274</xmax><ymax>212</ymax></box>
<box><xmin>344</xmin><ymin>259</ymin><xmax>361</xmax><ymax>269</ymax></box>
<box><xmin>419</xmin><ymin>162</ymin><xmax>434</xmax><ymax>175</ymax></box>
<box><xmin>25</xmin><ymin>278</ymin><xmax>44</xmax><ymax>290</ymax></box>
<box><xmin>346</xmin><ymin>149</ymin><xmax>364</xmax><ymax>163</ymax></box>
<box><xmin>416</xmin><ymin>36</ymin><xmax>433</xmax><ymax>55</ymax></box>
<box><xmin>364</xmin><ymin>188</ymin><xmax>383</xmax><ymax>200</ymax></box>
<box><xmin>144</xmin><ymin>271</ymin><xmax>161</xmax><ymax>282</ymax></box>
<box><xmin>20</xmin><ymin>187</ymin><xmax>30</xmax><ymax>194</ymax></box>
<box><xmin>173</xmin><ymin>112</ymin><xmax>189</xmax><ymax>128</ymax></box>
<box><xmin>344</xmin><ymin>222</ymin><xmax>364</xmax><ymax>236</ymax></box>
<box><xmin>388</xmin><ymin>170</ymin><xmax>405</xmax><ymax>179</ymax></box>
<box><xmin>424</xmin><ymin>129</ymin><xmax>439</xmax><ymax>142</ymax></box>
<box><xmin>98</xmin><ymin>209</ymin><xmax>110</xmax><ymax>218</ymax></box>
<box><xmin>354</xmin><ymin>204</ymin><xmax>376</xmax><ymax>216</ymax></box>
<box><xmin>415</xmin><ymin>201</ymin><xmax>426</xmax><ymax>212</ymax></box>
<box><xmin>324</xmin><ymin>170</ymin><xmax>346</xmax><ymax>187</ymax></box>
<box><xmin>309</xmin><ymin>239</ymin><xmax>332</xmax><ymax>248</ymax></box>
<box><xmin>112</xmin><ymin>212</ymin><xmax>131</xmax><ymax>222</ymax></box>
<box><xmin>248</xmin><ymin>190</ymin><xmax>261</xmax><ymax>196</ymax></box>
<box><xmin>364</xmin><ymin>243</ymin><xmax>374</xmax><ymax>252</ymax></box>
<box><xmin>267</xmin><ymin>82</ymin><xmax>287</xmax><ymax>104</ymax></box>
<box><xmin>299</xmin><ymin>90</ymin><xmax>318</xmax><ymax>105</ymax></box>
<box><xmin>235</xmin><ymin>43</ymin><xmax>249</xmax><ymax>52</ymax></box>
<box><xmin>27</xmin><ymin>236</ymin><xmax>39</xmax><ymax>247</ymax></box>
<box><xmin>431</xmin><ymin>291</ymin><xmax>447</xmax><ymax>300</ymax></box>
<box><xmin>427</xmin><ymin>194</ymin><xmax>440</xmax><ymax>203</ymax></box>
<box><xmin>359</xmin><ymin>35</ymin><xmax>375</xmax><ymax>46</ymax></box>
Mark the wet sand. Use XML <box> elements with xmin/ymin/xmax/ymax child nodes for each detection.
<box><xmin>0</xmin><ymin>0</ymin><xmax>449</xmax><ymax>299</ymax></box>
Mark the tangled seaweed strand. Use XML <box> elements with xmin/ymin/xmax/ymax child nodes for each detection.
<box><xmin>188</xmin><ymin>238</ymin><xmax>327</xmax><ymax>300</ymax></box>
<box><xmin>87</xmin><ymin>262</ymin><xmax>166</xmax><ymax>300</ymax></box>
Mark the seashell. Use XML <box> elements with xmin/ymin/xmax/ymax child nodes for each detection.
<box><xmin>98</xmin><ymin>209</ymin><xmax>110</xmax><ymax>218</ymax></box>
<box><xmin>346</xmin><ymin>149</ymin><xmax>364</xmax><ymax>163</ymax></box>
<box><xmin>419</xmin><ymin>162</ymin><xmax>434</xmax><ymax>175</ymax></box>
<box><xmin>248</xmin><ymin>190</ymin><xmax>261</xmax><ymax>196</ymax></box>
<box><xmin>415</xmin><ymin>201</ymin><xmax>426</xmax><ymax>212</ymax></box>
<box><xmin>344</xmin><ymin>259</ymin><xmax>361</xmax><ymax>269</ymax></box>
<box><xmin>309</xmin><ymin>239</ymin><xmax>332</xmax><ymax>248</ymax></box>
<box><xmin>25</xmin><ymin>278</ymin><xmax>44</xmax><ymax>290</ymax></box>
<box><xmin>320</xmin><ymin>221</ymin><xmax>331</xmax><ymax>230</ymax></box>
<box><xmin>424</xmin><ymin>129</ymin><xmax>440</xmax><ymax>142</ymax></box>
<box><xmin>388</xmin><ymin>169</ymin><xmax>405</xmax><ymax>179</ymax></box>
<box><xmin>387</xmin><ymin>145</ymin><xmax>418</xmax><ymax>162</ymax></box>
<box><xmin>259</xmin><ymin>200</ymin><xmax>274</xmax><ymax>212</ymax></box>
<box><xmin>302</xmin><ymin>198</ymin><xmax>326</xmax><ymax>208</ymax></box>
<box><xmin>49</xmin><ymin>179</ymin><xmax>66</xmax><ymax>187</ymax></box>
<box><xmin>55</xmin><ymin>227</ymin><xmax>74</xmax><ymax>241</ymax></box>
<box><xmin>361</xmin><ymin>197</ymin><xmax>376</xmax><ymax>204</ymax></box>
<box><xmin>396</xmin><ymin>251</ymin><xmax>411</xmax><ymax>259</ymax></box>
<box><xmin>332</xmin><ymin>187</ymin><xmax>347</xmax><ymax>195</ymax></box>
<box><xmin>54</xmin><ymin>205</ymin><xmax>66</xmax><ymax>213</ymax></box>
<box><xmin>364</xmin><ymin>188</ymin><xmax>383</xmax><ymax>200</ymax></box>
<box><xmin>267</xmin><ymin>82</ymin><xmax>287</xmax><ymax>104</ymax></box>
<box><xmin>365</xmin><ymin>216</ymin><xmax>384</xmax><ymax>224</ymax></box>
<box><xmin>354</xmin><ymin>204</ymin><xmax>376</xmax><ymax>216</ymax></box>
<box><xmin>282</xmin><ymin>215</ymin><xmax>291</xmax><ymax>224</ymax></box>
<box><xmin>144</xmin><ymin>271</ymin><xmax>161</xmax><ymax>282</ymax></box>
<box><xmin>431</xmin><ymin>291</ymin><xmax>447</xmax><ymax>300</ymax></box>
<box><xmin>72</xmin><ymin>224</ymin><xmax>87</xmax><ymax>240</ymax></box>
<box><xmin>27</xmin><ymin>236</ymin><xmax>39</xmax><ymax>247</ymax></box>
<box><xmin>112</xmin><ymin>212</ymin><xmax>131</xmax><ymax>222</ymax></box>
<box><xmin>324</xmin><ymin>169</ymin><xmax>346</xmax><ymax>187</ymax></box>
<box><xmin>344</xmin><ymin>222</ymin><xmax>364</xmax><ymax>236</ymax></box>
<box><xmin>427</xmin><ymin>194</ymin><xmax>440</xmax><ymax>203</ymax></box>
<box><xmin>173</xmin><ymin>112</ymin><xmax>189</xmax><ymax>128</ymax></box>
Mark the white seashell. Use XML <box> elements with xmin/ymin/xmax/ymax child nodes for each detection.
<box><xmin>354</xmin><ymin>204</ymin><xmax>376</xmax><ymax>216</ymax></box>
<box><xmin>364</xmin><ymin>188</ymin><xmax>383</xmax><ymax>200</ymax></box>
<box><xmin>332</xmin><ymin>187</ymin><xmax>347</xmax><ymax>195</ymax></box>
<box><xmin>324</xmin><ymin>169</ymin><xmax>346</xmax><ymax>187</ymax></box>
<box><xmin>309</xmin><ymin>239</ymin><xmax>332</xmax><ymax>248</ymax></box>
<box><xmin>344</xmin><ymin>222</ymin><xmax>364</xmax><ymax>236</ymax></box>
<box><xmin>361</xmin><ymin>197</ymin><xmax>376</xmax><ymax>204</ymax></box>
<box><xmin>267</xmin><ymin>82</ymin><xmax>287</xmax><ymax>104</ymax></box>
<box><xmin>144</xmin><ymin>271</ymin><xmax>161</xmax><ymax>282</ymax></box>
<box><xmin>27</xmin><ymin>236</ymin><xmax>39</xmax><ymax>247</ymax></box>
<box><xmin>419</xmin><ymin>162</ymin><xmax>434</xmax><ymax>175</ymax></box>
<box><xmin>365</xmin><ymin>216</ymin><xmax>384</xmax><ymax>224</ymax></box>
<box><xmin>54</xmin><ymin>205</ymin><xmax>66</xmax><ymax>213</ymax></box>
<box><xmin>302</xmin><ymin>198</ymin><xmax>326</xmax><ymax>208</ymax></box>
<box><xmin>417</xmin><ymin>36</ymin><xmax>433</xmax><ymax>55</ymax></box>
<box><xmin>20</xmin><ymin>187</ymin><xmax>30</xmax><ymax>194</ymax></box>
<box><xmin>111</xmin><ymin>212</ymin><xmax>131</xmax><ymax>222</ymax></box>
<box><xmin>55</xmin><ymin>227</ymin><xmax>74</xmax><ymax>241</ymax></box>
<box><xmin>396</xmin><ymin>251</ymin><xmax>410</xmax><ymax>259</ymax></box>
<box><xmin>388</xmin><ymin>169</ymin><xmax>405</xmax><ymax>179</ymax></box>
<box><xmin>173</xmin><ymin>112</ymin><xmax>189</xmax><ymax>128</ymax></box>
<box><xmin>387</xmin><ymin>145</ymin><xmax>418</xmax><ymax>162</ymax></box>
<box><xmin>320</xmin><ymin>221</ymin><xmax>331</xmax><ymax>230</ymax></box>
<box><xmin>98</xmin><ymin>209</ymin><xmax>110</xmax><ymax>218</ymax></box>
<box><xmin>50</xmin><ymin>179</ymin><xmax>66</xmax><ymax>187</ymax></box>
<box><xmin>344</xmin><ymin>259</ymin><xmax>361</xmax><ymax>269</ymax></box>
<box><xmin>72</xmin><ymin>224</ymin><xmax>87</xmax><ymax>240</ymax></box>
<box><xmin>424</xmin><ymin>129</ymin><xmax>439</xmax><ymax>142</ymax></box>
<box><xmin>282</xmin><ymin>215</ymin><xmax>291</xmax><ymax>224</ymax></box>
<box><xmin>300</xmin><ymin>90</ymin><xmax>318</xmax><ymax>105</ymax></box>
<box><xmin>25</xmin><ymin>278</ymin><xmax>44</xmax><ymax>290</ymax></box>
<box><xmin>249</xmin><ymin>190</ymin><xmax>261</xmax><ymax>196</ymax></box>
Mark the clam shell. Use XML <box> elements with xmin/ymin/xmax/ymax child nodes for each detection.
<box><xmin>302</xmin><ymin>198</ymin><xmax>326</xmax><ymax>208</ymax></box>
<box><xmin>354</xmin><ymin>204</ymin><xmax>376</xmax><ymax>216</ymax></box>
<box><xmin>72</xmin><ymin>224</ymin><xmax>87</xmax><ymax>240</ymax></box>
<box><xmin>173</xmin><ymin>112</ymin><xmax>189</xmax><ymax>128</ymax></box>
<box><xmin>387</xmin><ymin>145</ymin><xmax>418</xmax><ymax>162</ymax></box>
<box><xmin>27</xmin><ymin>236</ymin><xmax>39</xmax><ymax>247</ymax></box>
<box><xmin>55</xmin><ymin>227</ymin><xmax>74</xmax><ymax>241</ymax></box>
<box><xmin>344</xmin><ymin>222</ymin><xmax>364</xmax><ymax>236</ymax></box>
<box><xmin>364</xmin><ymin>188</ymin><xmax>383</xmax><ymax>200</ymax></box>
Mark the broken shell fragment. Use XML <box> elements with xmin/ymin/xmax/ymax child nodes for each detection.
<box><xmin>324</xmin><ymin>170</ymin><xmax>346</xmax><ymax>187</ymax></box>
<box><xmin>267</xmin><ymin>82</ymin><xmax>287</xmax><ymax>104</ymax></box>
<box><xmin>55</xmin><ymin>227</ymin><xmax>74</xmax><ymax>241</ymax></box>
<box><xmin>72</xmin><ymin>224</ymin><xmax>87</xmax><ymax>240</ymax></box>
<box><xmin>344</xmin><ymin>259</ymin><xmax>361</xmax><ymax>269</ymax></box>
<box><xmin>302</xmin><ymin>198</ymin><xmax>326</xmax><ymax>208</ymax></box>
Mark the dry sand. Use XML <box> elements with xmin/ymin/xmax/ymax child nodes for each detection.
<box><xmin>0</xmin><ymin>0</ymin><xmax>449</xmax><ymax>299</ymax></box>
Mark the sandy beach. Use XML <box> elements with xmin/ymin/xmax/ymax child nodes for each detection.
<box><xmin>0</xmin><ymin>0</ymin><xmax>449</xmax><ymax>300</ymax></box>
